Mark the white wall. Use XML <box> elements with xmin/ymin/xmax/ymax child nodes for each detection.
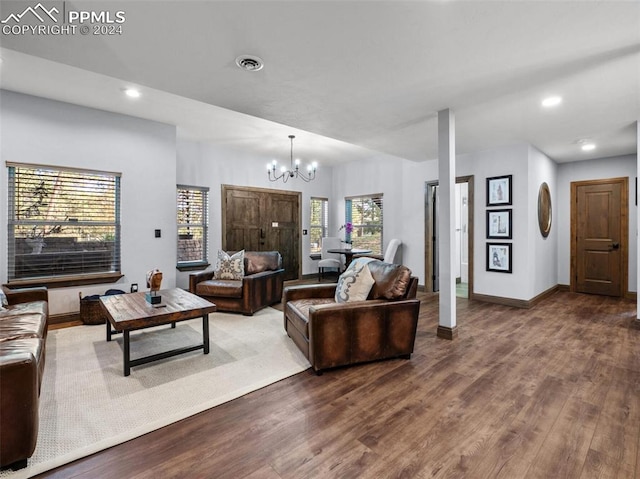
<box><xmin>3</xmin><ymin>91</ymin><xmax>635</xmax><ymax>313</ymax></box>
<box><xmin>332</xmin><ymin>154</ymin><xmax>421</xmax><ymax>277</ymax></box>
<box><xmin>401</xmin><ymin>158</ymin><xmax>437</xmax><ymax>283</ymax></box>
<box><xmin>175</xmin><ymin>139</ymin><xmax>334</xmax><ymax>289</ymax></box>
<box><xmin>528</xmin><ymin>146</ymin><xmax>558</xmax><ymax>298</ymax></box>
<box><xmin>0</xmin><ymin>91</ymin><xmax>177</xmax><ymax>315</ymax></box>
<box><xmin>557</xmin><ymin>154</ymin><xmax>637</xmax><ymax>292</ymax></box>
<box><xmin>391</xmin><ymin>143</ymin><xmax>559</xmax><ymax>301</ymax></box>
<box><xmin>342</xmin><ymin>143</ymin><xmax>546</xmax><ymax>301</ymax></box>
<box><xmin>457</xmin><ymin>144</ymin><xmax>532</xmax><ymax>300</ymax></box>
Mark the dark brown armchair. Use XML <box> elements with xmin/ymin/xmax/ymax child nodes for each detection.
<box><xmin>284</xmin><ymin>261</ymin><xmax>420</xmax><ymax>374</ymax></box>
<box><xmin>189</xmin><ymin>251</ymin><xmax>284</xmax><ymax>315</ymax></box>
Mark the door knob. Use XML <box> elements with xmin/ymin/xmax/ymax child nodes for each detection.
<box><xmin>611</xmin><ymin>242</ymin><xmax>620</xmax><ymax>250</ymax></box>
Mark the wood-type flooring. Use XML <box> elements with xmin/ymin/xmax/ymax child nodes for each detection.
<box><xmin>36</xmin><ymin>290</ymin><xmax>640</xmax><ymax>478</ymax></box>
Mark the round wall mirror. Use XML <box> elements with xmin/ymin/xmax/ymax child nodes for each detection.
<box><xmin>538</xmin><ymin>182</ymin><xmax>552</xmax><ymax>237</ymax></box>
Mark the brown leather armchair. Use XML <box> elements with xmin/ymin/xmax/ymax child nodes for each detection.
<box><xmin>189</xmin><ymin>251</ymin><xmax>284</xmax><ymax>315</ymax></box>
<box><xmin>284</xmin><ymin>261</ymin><xmax>420</xmax><ymax>374</ymax></box>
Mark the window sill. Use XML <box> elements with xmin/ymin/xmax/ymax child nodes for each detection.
<box><xmin>176</xmin><ymin>262</ymin><xmax>210</xmax><ymax>272</ymax></box>
<box><xmin>4</xmin><ymin>272</ymin><xmax>124</xmax><ymax>289</ymax></box>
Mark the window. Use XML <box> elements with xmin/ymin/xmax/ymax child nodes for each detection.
<box><xmin>345</xmin><ymin>194</ymin><xmax>383</xmax><ymax>255</ymax></box>
<box><xmin>7</xmin><ymin>164</ymin><xmax>121</xmax><ymax>283</ymax></box>
<box><xmin>177</xmin><ymin>185</ymin><xmax>209</xmax><ymax>268</ymax></box>
<box><xmin>309</xmin><ymin>197</ymin><xmax>328</xmax><ymax>254</ymax></box>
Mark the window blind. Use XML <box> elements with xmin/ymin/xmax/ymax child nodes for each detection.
<box><xmin>309</xmin><ymin>197</ymin><xmax>328</xmax><ymax>254</ymax></box>
<box><xmin>177</xmin><ymin>185</ymin><xmax>209</xmax><ymax>265</ymax></box>
<box><xmin>7</xmin><ymin>164</ymin><xmax>121</xmax><ymax>281</ymax></box>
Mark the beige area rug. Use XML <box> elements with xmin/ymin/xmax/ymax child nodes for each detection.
<box><xmin>1</xmin><ymin>307</ymin><xmax>310</xmax><ymax>479</ymax></box>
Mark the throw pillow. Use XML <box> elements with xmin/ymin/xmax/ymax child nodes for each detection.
<box><xmin>335</xmin><ymin>258</ymin><xmax>376</xmax><ymax>303</ymax></box>
<box><xmin>214</xmin><ymin>250</ymin><xmax>245</xmax><ymax>280</ymax></box>
<box><xmin>367</xmin><ymin>261</ymin><xmax>412</xmax><ymax>299</ymax></box>
<box><xmin>0</xmin><ymin>289</ymin><xmax>7</xmax><ymax>311</ymax></box>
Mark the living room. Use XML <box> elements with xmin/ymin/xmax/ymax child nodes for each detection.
<box><xmin>2</xmin><ymin>88</ymin><xmax>638</xmax><ymax>316</ymax></box>
<box><xmin>1</xmin><ymin>1</ymin><xmax>639</xmax><ymax>477</ymax></box>
<box><xmin>1</xmin><ymin>1</ymin><xmax>638</xmax><ymax>314</ymax></box>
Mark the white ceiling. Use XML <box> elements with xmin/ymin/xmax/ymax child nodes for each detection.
<box><xmin>1</xmin><ymin>0</ymin><xmax>639</xmax><ymax>166</ymax></box>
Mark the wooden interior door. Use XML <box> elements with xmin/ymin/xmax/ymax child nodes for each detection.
<box><xmin>223</xmin><ymin>188</ymin><xmax>263</xmax><ymax>251</ymax></box>
<box><xmin>425</xmin><ymin>176</ymin><xmax>474</xmax><ymax>297</ymax></box>
<box><xmin>222</xmin><ymin>185</ymin><xmax>300</xmax><ymax>281</ymax></box>
<box><xmin>264</xmin><ymin>193</ymin><xmax>300</xmax><ymax>280</ymax></box>
<box><xmin>571</xmin><ymin>178</ymin><xmax>627</xmax><ymax>297</ymax></box>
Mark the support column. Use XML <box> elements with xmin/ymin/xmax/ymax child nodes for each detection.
<box><xmin>437</xmin><ymin>109</ymin><xmax>458</xmax><ymax>340</ymax></box>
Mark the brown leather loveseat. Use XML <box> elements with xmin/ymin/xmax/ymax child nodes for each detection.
<box><xmin>189</xmin><ymin>251</ymin><xmax>284</xmax><ymax>315</ymax></box>
<box><xmin>0</xmin><ymin>286</ymin><xmax>49</xmax><ymax>471</ymax></box>
<box><xmin>284</xmin><ymin>260</ymin><xmax>420</xmax><ymax>374</ymax></box>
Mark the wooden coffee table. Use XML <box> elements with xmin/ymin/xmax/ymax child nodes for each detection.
<box><xmin>100</xmin><ymin>288</ymin><xmax>216</xmax><ymax>376</ymax></box>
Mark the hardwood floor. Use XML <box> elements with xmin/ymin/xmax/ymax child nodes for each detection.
<box><xmin>36</xmin><ymin>291</ymin><xmax>640</xmax><ymax>478</ymax></box>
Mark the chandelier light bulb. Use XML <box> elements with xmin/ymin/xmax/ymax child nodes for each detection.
<box><xmin>267</xmin><ymin>135</ymin><xmax>318</xmax><ymax>183</ymax></box>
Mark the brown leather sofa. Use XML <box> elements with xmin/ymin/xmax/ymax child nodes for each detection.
<box><xmin>189</xmin><ymin>251</ymin><xmax>285</xmax><ymax>315</ymax></box>
<box><xmin>0</xmin><ymin>286</ymin><xmax>48</xmax><ymax>471</ymax></box>
<box><xmin>284</xmin><ymin>261</ymin><xmax>420</xmax><ymax>374</ymax></box>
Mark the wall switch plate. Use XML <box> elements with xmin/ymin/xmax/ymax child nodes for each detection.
<box><xmin>130</xmin><ymin>283</ymin><xmax>138</xmax><ymax>293</ymax></box>
<box><xmin>302</xmin><ymin>229</ymin><xmax>308</xmax><ymax>235</ymax></box>
<box><xmin>155</xmin><ymin>229</ymin><xmax>161</xmax><ymax>238</ymax></box>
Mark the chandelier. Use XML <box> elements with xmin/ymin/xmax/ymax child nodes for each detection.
<box><xmin>268</xmin><ymin>135</ymin><xmax>317</xmax><ymax>183</ymax></box>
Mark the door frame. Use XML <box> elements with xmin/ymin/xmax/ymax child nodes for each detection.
<box><xmin>570</xmin><ymin>177</ymin><xmax>628</xmax><ymax>296</ymax></box>
<box><xmin>221</xmin><ymin>184</ymin><xmax>302</xmax><ymax>279</ymax></box>
<box><xmin>425</xmin><ymin>175</ymin><xmax>474</xmax><ymax>297</ymax></box>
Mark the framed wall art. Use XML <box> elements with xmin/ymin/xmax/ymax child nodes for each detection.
<box><xmin>486</xmin><ymin>175</ymin><xmax>512</xmax><ymax>206</ymax></box>
<box><xmin>486</xmin><ymin>209</ymin><xmax>512</xmax><ymax>239</ymax></box>
<box><xmin>486</xmin><ymin>242</ymin><xmax>512</xmax><ymax>273</ymax></box>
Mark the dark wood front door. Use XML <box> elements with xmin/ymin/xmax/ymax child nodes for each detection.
<box><xmin>224</xmin><ymin>188</ymin><xmax>263</xmax><ymax>251</ymax></box>
<box><xmin>571</xmin><ymin>178</ymin><xmax>628</xmax><ymax>297</ymax></box>
<box><xmin>223</xmin><ymin>185</ymin><xmax>300</xmax><ymax>281</ymax></box>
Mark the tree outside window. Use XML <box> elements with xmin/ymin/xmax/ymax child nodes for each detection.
<box><xmin>345</xmin><ymin>195</ymin><xmax>383</xmax><ymax>254</ymax></box>
<box><xmin>309</xmin><ymin>197</ymin><xmax>328</xmax><ymax>254</ymax></box>
<box><xmin>177</xmin><ymin>185</ymin><xmax>209</xmax><ymax>267</ymax></box>
<box><xmin>7</xmin><ymin>164</ymin><xmax>121</xmax><ymax>282</ymax></box>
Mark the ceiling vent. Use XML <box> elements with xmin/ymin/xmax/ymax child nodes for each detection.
<box><xmin>235</xmin><ymin>55</ymin><xmax>264</xmax><ymax>72</ymax></box>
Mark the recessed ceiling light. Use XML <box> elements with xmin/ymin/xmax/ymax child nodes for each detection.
<box><xmin>123</xmin><ymin>88</ymin><xmax>141</xmax><ymax>98</ymax></box>
<box><xmin>542</xmin><ymin>96</ymin><xmax>562</xmax><ymax>108</ymax></box>
<box><xmin>581</xmin><ymin>143</ymin><xmax>596</xmax><ymax>151</ymax></box>
<box><xmin>235</xmin><ymin>55</ymin><xmax>264</xmax><ymax>72</ymax></box>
